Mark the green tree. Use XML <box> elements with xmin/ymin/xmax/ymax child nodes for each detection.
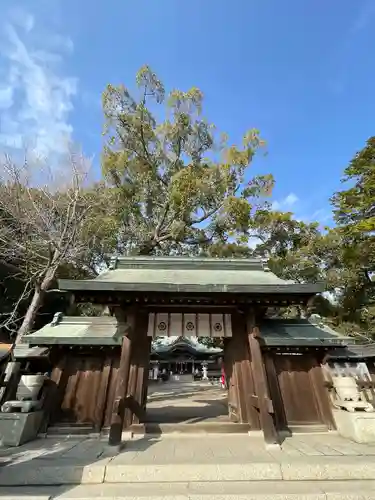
<box><xmin>101</xmin><ymin>65</ymin><xmax>274</xmax><ymax>256</ymax></box>
<box><xmin>250</xmin><ymin>210</ymin><xmax>322</xmax><ymax>282</ymax></box>
<box><xmin>328</xmin><ymin>137</ymin><xmax>375</xmax><ymax>336</ymax></box>
<box><xmin>332</xmin><ymin>136</ymin><xmax>375</xmax><ymax>233</ymax></box>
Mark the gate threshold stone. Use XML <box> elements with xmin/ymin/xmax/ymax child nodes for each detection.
<box><xmin>131</xmin><ymin>422</ymin><xmax>250</xmax><ymax>435</ymax></box>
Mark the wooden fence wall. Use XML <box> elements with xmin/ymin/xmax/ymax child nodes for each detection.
<box><xmin>48</xmin><ymin>315</ymin><xmax>151</xmax><ymax>432</ymax></box>
<box><xmin>265</xmin><ymin>353</ymin><xmax>335</xmax><ymax>430</ymax></box>
<box><xmin>49</xmin><ymin>351</ymin><xmax>120</xmax><ymax>430</ymax></box>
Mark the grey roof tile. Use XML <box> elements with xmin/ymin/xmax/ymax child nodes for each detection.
<box><xmin>58</xmin><ymin>256</ymin><xmax>323</xmax><ymax>295</ymax></box>
<box><xmin>260</xmin><ymin>319</ymin><xmax>350</xmax><ymax>347</ymax></box>
<box><xmin>24</xmin><ymin>316</ymin><xmax>129</xmax><ymax>346</ymax></box>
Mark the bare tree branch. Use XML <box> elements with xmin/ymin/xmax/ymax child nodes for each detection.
<box><xmin>0</xmin><ymin>149</ymin><xmax>120</xmax><ymax>342</ymax></box>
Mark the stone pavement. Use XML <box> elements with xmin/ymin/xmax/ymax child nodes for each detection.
<box><xmin>108</xmin><ymin>432</ymin><xmax>375</xmax><ymax>465</ymax></box>
<box><xmin>2</xmin><ymin>480</ymin><xmax>375</xmax><ymax>500</ymax></box>
<box><xmin>1</xmin><ymin>433</ymin><xmax>375</xmax><ymax>485</ymax></box>
<box><xmin>145</xmin><ymin>379</ymin><xmax>229</xmax><ymax>423</ymax></box>
<box><xmin>1</xmin><ymin>380</ymin><xmax>375</xmax><ymax>498</ymax></box>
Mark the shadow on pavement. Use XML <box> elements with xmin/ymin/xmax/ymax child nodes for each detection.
<box><xmin>145</xmin><ymin>380</ymin><xmax>229</xmax><ymax>424</ymax></box>
<box><xmin>0</xmin><ymin>434</ymin><xmax>158</xmax><ymax>496</ymax></box>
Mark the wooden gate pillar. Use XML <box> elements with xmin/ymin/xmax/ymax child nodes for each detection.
<box><xmin>122</xmin><ymin>311</ymin><xmax>150</xmax><ymax>428</ymax></box>
<box><xmin>131</xmin><ymin>314</ymin><xmax>150</xmax><ymax>425</ymax></box>
<box><xmin>108</xmin><ymin>307</ymin><xmax>136</xmax><ymax>446</ymax></box>
<box><xmin>246</xmin><ymin>314</ymin><xmax>279</xmax><ymax>445</ymax></box>
<box><xmin>224</xmin><ymin>314</ymin><xmax>260</xmax><ymax>428</ymax></box>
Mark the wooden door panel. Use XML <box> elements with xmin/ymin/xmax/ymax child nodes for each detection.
<box><xmin>55</xmin><ymin>354</ymin><xmax>115</xmax><ymax>429</ymax></box>
<box><xmin>273</xmin><ymin>355</ymin><xmax>322</xmax><ymax>426</ymax></box>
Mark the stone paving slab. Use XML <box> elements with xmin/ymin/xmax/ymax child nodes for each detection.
<box><xmin>0</xmin><ymin>497</ymin><xmax>52</xmax><ymax>500</ymax></box>
<box><xmin>2</xmin><ymin>456</ymin><xmax>374</xmax><ymax>486</ymax></box>
<box><xmin>1</xmin><ymin>481</ymin><xmax>375</xmax><ymax>500</ymax></box>
<box><xmin>0</xmin><ymin>459</ymin><xmax>109</xmax><ymax>486</ymax></box>
<box><xmin>146</xmin><ymin>381</ymin><xmax>229</xmax><ymax>424</ymax></box>
<box><xmin>49</xmin><ymin>481</ymin><xmax>375</xmax><ymax>498</ymax></box>
<box><xmin>0</xmin><ymin>438</ymin><xmax>106</xmax><ymax>464</ymax></box>
<box><xmin>111</xmin><ymin>433</ymin><xmax>375</xmax><ymax>465</ymax></box>
<box><xmin>280</xmin><ymin>455</ymin><xmax>375</xmax><ymax>480</ymax></box>
<box><xmin>2</xmin><ymin>433</ymin><xmax>375</xmax><ymax>486</ymax></box>
<box><xmin>104</xmin><ymin>457</ymin><xmax>375</xmax><ymax>483</ymax></box>
<box><xmin>105</xmin><ymin>462</ymin><xmax>283</xmax><ymax>483</ymax></box>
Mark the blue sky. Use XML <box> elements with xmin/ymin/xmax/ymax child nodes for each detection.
<box><xmin>0</xmin><ymin>0</ymin><xmax>374</xmax><ymax>227</ymax></box>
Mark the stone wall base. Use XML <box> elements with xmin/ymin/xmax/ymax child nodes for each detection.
<box><xmin>333</xmin><ymin>408</ymin><xmax>375</xmax><ymax>443</ymax></box>
<box><xmin>0</xmin><ymin>410</ymin><xmax>44</xmax><ymax>447</ymax></box>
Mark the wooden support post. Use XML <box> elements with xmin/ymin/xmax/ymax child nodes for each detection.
<box><xmin>108</xmin><ymin>334</ymin><xmax>132</xmax><ymax>445</ymax></box>
<box><xmin>124</xmin><ymin>363</ymin><xmax>138</xmax><ymax>428</ymax></box>
<box><xmin>247</xmin><ymin>322</ymin><xmax>279</xmax><ymax>445</ymax></box>
<box><xmin>133</xmin><ymin>364</ymin><xmax>145</xmax><ymax>425</ymax></box>
<box><xmin>132</xmin><ymin>317</ymin><xmax>151</xmax><ymax>425</ymax></box>
<box><xmin>141</xmin><ymin>337</ymin><xmax>152</xmax><ymax>410</ymax></box>
<box><xmin>224</xmin><ymin>337</ymin><xmax>239</xmax><ymax>422</ymax></box>
<box><xmin>263</xmin><ymin>353</ymin><xmax>287</xmax><ymax>431</ymax></box>
<box><xmin>121</xmin><ymin>312</ymin><xmax>149</xmax><ymax>428</ymax></box>
<box><xmin>108</xmin><ymin>307</ymin><xmax>135</xmax><ymax>446</ymax></box>
<box><xmin>142</xmin><ymin>365</ymin><xmax>149</xmax><ymax>409</ymax></box>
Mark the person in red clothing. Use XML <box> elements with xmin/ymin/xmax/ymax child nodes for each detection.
<box><xmin>220</xmin><ymin>364</ymin><xmax>226</xmax><ymax>389</ymax></box>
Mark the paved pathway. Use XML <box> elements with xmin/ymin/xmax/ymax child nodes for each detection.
<box><xmin>2</xmin><ymin>380</ymin><xmax>375</xmax><ymax>496</ymax></box>
<box><xmin>1</xmin><ymin>433</ymin><xmax>375</xmax><ymax>499</ymax></box>
<box><xmin>146</xmin><ymin>378</ymin><xmax>229</xmax><ymax>423</ymax></box>
<box><xmin>107</xmin><ymin>433</ymin><xmax>375</xmax><ymax>464</ymax></box>
<box><xmin>2</xmin><ymin>432</ymin><xmax>375</xmax><ymax>466</ymax></box>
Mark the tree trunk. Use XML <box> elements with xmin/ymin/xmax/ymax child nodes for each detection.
<box><xmin>15</xmin><ymin>268</ymin><xmax>57</xmax><ymax>344</ymax></box>
<box><xmin>15</xmin><ymin>286</ymin><xmax>44</xmax><ymax>344</ymax></box>
<box><xmin>138</xmin><ymin>239</ymin><xmax>158</xmax><ymax>255</ymax></box>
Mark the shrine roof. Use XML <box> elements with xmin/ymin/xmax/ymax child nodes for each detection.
<box><xmin>260</xmin><ymin>319</ymin><xmax>350</xmax><ymax>347</ymax></box>
<box><xmin>151</xmin><ymin>336</ymin><xmax>222</xmax><ymax>355</ymax></box>
<box><xmin>24</xmin><ymin>316</ymin><xmax>129</xmax><ymax>346</ymax></box>
<box><xmin>326</xmin><ymin>342</ymin><xmax>375</xmax><ymax>360</ymax></box>
<box><xmin>13</xmin><ymin>344</ymin><xmax>49</xmax><ymax>358</ymax></box>
<box><xmin>58</xmin><ymin>256</ymin><xmax>324</xmax><ymax>295</ymax></box>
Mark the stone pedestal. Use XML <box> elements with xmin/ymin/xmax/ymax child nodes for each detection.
<box><xmin>333</xmin><ymin>409</ymin><xmax>375</xmax><ymax>443</ymax></box>
<box><xmin>0</xmin><ymin>410</ymin><xmax>44</xmax><ymax>446</ymax></box>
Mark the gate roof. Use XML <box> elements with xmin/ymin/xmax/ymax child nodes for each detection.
<box><xmin>58</xmin><ymin>256</ymin><xmax>323</xmax><ymax>296</ymax></box>
<box><xmin>259</xmin><ymin>319</ymin><xmax>350</xmax><ymax>348</ymax></box>
<box><xmin>24</xmin><ymin>316</ymin><xmax>129</xmax><ymax>346</ymax></box>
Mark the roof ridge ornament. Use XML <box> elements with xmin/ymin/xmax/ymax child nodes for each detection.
<box><xmin>108</xmin><ymin>256</ymin><xmax>118</xmax><ymax>270</ymax></box>
<box><xmin>51</xmin><ymin>312</ymin><xmax>63</xmax><ymax>326</ymax></box>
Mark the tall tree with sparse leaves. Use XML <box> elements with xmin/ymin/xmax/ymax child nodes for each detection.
<box><xmin>0</xmin><ymin>152</ymin><xmax>120</xmax><ymax>341</ymax></box>
<box><xmin>101</xmin><ymin>65</ymin><xmax>274</xmax><ymax>256</ymax></box>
